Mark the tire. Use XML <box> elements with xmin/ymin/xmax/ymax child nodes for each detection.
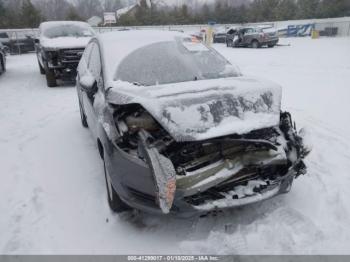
<box><xmin>38</xmin><ymin>59</ymin><xmax>45</xmax><ymax>75</ymax></box>
<box><xmin>103</xmin><ymin>158</ymin><xmax>131</xmax><ymax>213</ymax></box>
<box><xmin>0</xmin><ymin>56</ymin><xmax>5</xmax><ymax>74</ymax></box>
<box><xmin>79</xmin><ymin>101</ymin><xmax>88</xmax><ymax>128</ymax></box>
<box><xmin>45</xmin><ymin>67</ymin><xmax>57</xmax><ymax>87</ymax></box>
<box><xmin>268</xmin><ymin>44</ymin><xmax>275</xmax><ymax>48</ymax></box>
<box><xmin>251</xmin><ymin>40</ymin><xmax>260</xmax><ymax>49</ymax></box>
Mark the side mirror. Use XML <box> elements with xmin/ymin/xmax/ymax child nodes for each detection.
<box><xmin>34</xmin><ymin>38</ymin><xmax>40</xmax><ymax>44</ymax></box>
<box><xmin>79</xmin><ymin>74</ymin><xmax>95</xmax><ymax>92</ymax></box>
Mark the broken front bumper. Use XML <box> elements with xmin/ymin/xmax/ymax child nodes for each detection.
<box><xmin>114</xmin><ymin>163</ymin><xmax>298</xmax><ymax>216</ymax></box>
<box><xmin>106</xmin><ymin>111</ymin><xmax>308</xmax><ymax>216</ymax></box>
<box><xmin>106</xmin><ymin>140</ymin><xmax>305</xmax><ymax>217</ymax></box>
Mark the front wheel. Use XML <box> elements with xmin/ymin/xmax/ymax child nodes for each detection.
<box><xmin>38</xmin><ymin>59</ymin><xmax>45</xmax><ymax>75</ymax></box>
<box><xmin>45</xmin><ymin>67</ymin><xmax>57</xmax><ymax>87</ymax></box>
<box><xmin>268</xmin><ymin>44</ymin><xmax>275</xmax><ymax>48</ymax></box>
<box><xmin>79</xmin><ymin>101</ymin><xmax>88</xmax><ymax>128</ymax></box>
<box><xmin>104</xmin><ymin>159</ymin><xmax>131</xmax><ymax>213</ymax></box>
<box><xmin>251</xmin><ymin>40</ymin><xmax>260</xmax><ymax>49</ymax></box>
<box><xmin>0</xmin><ymin>56</ymin><xmax>5</xmax><ymax>74</ymax></box>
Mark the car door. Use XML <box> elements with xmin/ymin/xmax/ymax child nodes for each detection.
<box><xmin>81</xmin><ymin>41</ymin><xmax>103</xmax><ymax>139</ymax></box>
<box><xmin>243</xmin><ymin>28</ymin><xmax>253</xmax><ymax>44</ymax></box>
<box><xmin>77</xmin><ymin>41</ymin><xmax>93</xmax><ymax>104</ymax></box>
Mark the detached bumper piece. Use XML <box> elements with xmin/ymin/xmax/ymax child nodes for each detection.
<box><xmin>138</xmin><ymin>130</ymin><xmax>177</xmax><ymax>214</ymax></box>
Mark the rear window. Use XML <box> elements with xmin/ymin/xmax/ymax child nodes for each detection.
<box><xmin>115</xmin><ymin>38</ymin><xmax>239</xmax><ymax>86</ymax></box>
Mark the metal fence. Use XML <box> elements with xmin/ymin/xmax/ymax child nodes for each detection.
<box><xmin>1</xmin><ymin>17</ymin><xmax>349</xmax><ymax>55</ymax></box>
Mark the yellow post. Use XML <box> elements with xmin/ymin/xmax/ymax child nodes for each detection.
<box><xmin>311</xmin><ymin>29</ymin><xmax>319</xmax><ymax>39</ymax></box>
<box><xmin>206</xmin><ymin>25</ymin><xmax>214</xmax><ymax>46</ymax></box>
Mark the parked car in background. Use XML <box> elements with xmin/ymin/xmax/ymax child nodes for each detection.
<box><xmin>8</xmin><ymin>32</ymin><xmax>36</xmax><ymax>54</ymax></box>
<box><xmin>213</xmin><ymin>27</ymin><xmax>229</xmax><ymax>43</ymax></box>
<box><xmin>227</xmin><ymin>26</ymin><xmax>279</xmax><ymax>48</ymax></box>
<box><xmin>36</xmin><ymin>21</ymin><xmax>95</xmax><ymax>87</ymax></box>
<box><xmin>0</xmin><ymin>42</ymin><xmax>6</xmax><ymax>75</ymax></box>
<box><xmin>0</xmin><ymin>32</ymin><xmax>11</xmax><ymax>46</ymax></box>
<box><xmin>76</xmin><ymin>30</ymin><xmax>309</xmax><ymax>216</ymax></box>
<box><xmin>0</xmin><ymin>31</ymin><xmax>36</xmax><ymax>55</ymax></box>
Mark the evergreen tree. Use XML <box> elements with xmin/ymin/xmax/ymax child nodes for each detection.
<box><xmin>21</xmin><ymin>0</ymin><xmax>42</xmax><ymax>28</ymax></box>
<box><xmin>275</xmin><ymin>0</ymin><xmax>298</xmax><ymax>20</ymax></box>
<box><xmin>178</xmin><ymin>4</ymin><xmax>191</xmax><ymax>24</ymax></box>
<box><xmin>118</xmin><ymin>13</ymin><xmax>138</xmax><ymax>26</ymax></box>
<box><xmin>66</xmin><ymin>6</ymin><xmax>83</xmax><ymax>21</ymax></box>
<box><xmin>318</xmin><ymin>0</ymin><xmax>349</xmax><ymax>18</ymax></box>
<box><xmin>104</xmin><ymin>0</ymin><xmax>123</xmax><ymax>12</ymax></box>
<box><xmin>75</xmin><ymin>0</ymin><xmax>103</xmax><ymax>19</ymax></box>
<box><xmin>249</xmin><ymin>0</ymin><xmax>280</xmax><ymax>22</ymax></box>
<box><xmin>0</xmin><ymin>0</ymin><xmax>6</xmax><ymax>28</ymax></box>
<box><xmin>201</xmin><ymin>4</ymin><xmax>211</xmax><ymax>23</ymax></box>
<box><xmin>236</xmin><ymin>4</ymin><xmax>249</xmax><ymax>23</ymax></box>
<box><xmin>135</xmin><ymin>0</ymin><xmax>151</xmax><ymax>25</ymax></box>
<box><xmin>296</xmin><ymin>0</ymin><xmax>320</xmax><ymax>19</ymax></box>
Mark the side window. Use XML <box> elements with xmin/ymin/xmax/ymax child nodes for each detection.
<box><xmin>88</xmin><ymin>43</ymin><xmax>102</xmax><ymax>80</ymax></box>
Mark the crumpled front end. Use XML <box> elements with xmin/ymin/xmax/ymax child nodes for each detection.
<box><xmin>111</xmin><ymin>101</ymin><xmax>309</xmax><ymax>215</ymax></box>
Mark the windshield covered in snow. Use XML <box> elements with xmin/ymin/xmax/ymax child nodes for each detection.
<box><xmin>115</xmin><ymin>38</ymin><xmax>239</xmax><ymax>86</ymax></box>
<box><xmin>43</xmin><ymin>24</ymin><xmax>94</xmax><ymax>39</ymax></box>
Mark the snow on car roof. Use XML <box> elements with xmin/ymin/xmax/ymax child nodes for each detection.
<box><xmin>97</xmin><ymin>30</ymin><xmax>192</xmax><ymax>84</ymax></box>
<box><xmin>39</xmin><ymin>21</ymin><xmax>94</xmax><ymax>49</ymax></box>
<box><xmin>40</xmin><ymin>21</ymin><xmax>92</xmax><ymax>31</ymax></box>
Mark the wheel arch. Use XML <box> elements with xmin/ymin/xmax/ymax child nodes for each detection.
<box><xmin>0</xmin><ymin>54</ymin><xmax>4</xmax><ymax>71</ymax></box>
<box><xmin>97</xmin><ymin>139</ymin><xmax>104</xmax><ymax>160</ymax></box>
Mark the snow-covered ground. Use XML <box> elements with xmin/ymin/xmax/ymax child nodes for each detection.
<box><xmin>0</xmin><ymin>37</ymin><xmax>350</xmax><ymax>255</ymax></box>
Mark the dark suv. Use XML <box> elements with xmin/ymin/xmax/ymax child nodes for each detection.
<box><xmin>35</xmin><ymin>21</ymin><xmax>95</xmax><ymax>87</ymax></box>
<box><xmin>227</xmin><ymin>26</ymin><xmax>279</xmax><ymax>48</ymax></box>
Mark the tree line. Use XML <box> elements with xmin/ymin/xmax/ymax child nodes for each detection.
<box><xmin>0</xmin><ymin>0</ymin><xmax>123</xmax><ymax>28</ymax></box>
<box><xmin>0</xmin><ymin>0</ymin><xmax>350</xmax><ymax>29</ymax></box>
<box><xmin>120</xmin><ymin>0</ymin><xmax>350</xmax><ymax>26</ymax></box>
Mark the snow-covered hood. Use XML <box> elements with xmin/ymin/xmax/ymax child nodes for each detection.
<box><xmin>107</xmin><ymin>77</ymin><xmax>282</xmax><ymax>141</ymax></box>
<box><xmin>40</xmin><ymin>37</ymin><xmax>91</xmax><ymax>50</ymax></box>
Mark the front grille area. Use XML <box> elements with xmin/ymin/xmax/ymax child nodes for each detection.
<box><xmin>60</xmin><ymin>48</ymin><xmax>84</xmax><ymax>64</ymax></box>
<box><xmin>184</xmin><ymin>165</ymin><xmax>286</xmax><ymax>206</ymax></box>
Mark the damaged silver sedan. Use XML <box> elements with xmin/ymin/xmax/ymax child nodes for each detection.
<box><xmin>76</xmin><ymin>30</ymin><xmax>309</xmax><ymax>216</ymax></box>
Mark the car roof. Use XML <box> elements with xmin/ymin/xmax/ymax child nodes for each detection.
<box><xmin>96</xmin><ymin>30</ymin><xmax>191</xmax><ymax>84</ymax></box>
<box><xmin>40</xmin><ymin>21</ymin><xmax>92</xmax><ymax>31</ymax></box>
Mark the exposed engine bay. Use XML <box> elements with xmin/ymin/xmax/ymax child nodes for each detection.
<box><xmin>112</xmin><ymin>104</ymin><xmax>309</xmax><ymax>214</ymax></box>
